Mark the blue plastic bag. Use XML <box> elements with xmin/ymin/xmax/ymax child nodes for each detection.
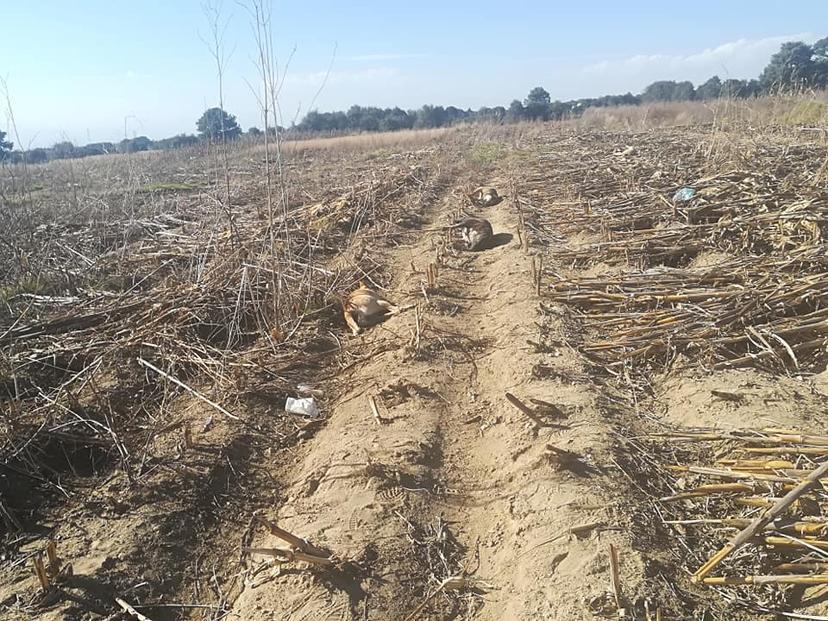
<box><xmin>673</xmin><ymin>187</ymin><xmax>696</xmax><ymax>202</ymax></box>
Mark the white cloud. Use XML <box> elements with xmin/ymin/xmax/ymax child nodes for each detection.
<box><xmin>582</xmin><ymin>33</ymin><xmax>820</xmax><ymax>90</ymax></box>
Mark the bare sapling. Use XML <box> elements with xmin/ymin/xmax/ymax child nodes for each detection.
<box><xmin>202</xmin><ymin>1</ymin><xmax>239</xmax><ymax>244</ymax></box>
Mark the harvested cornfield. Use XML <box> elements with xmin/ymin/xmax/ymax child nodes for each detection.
<box><xmin>514</xmin><ymin>124</ymin><xmax>828</xmax><ymax>618</ymax></box>
<box><xmin>2</xmin><ymin>118</ymin><xmax>828</xmax><ymax>621</ymax></box>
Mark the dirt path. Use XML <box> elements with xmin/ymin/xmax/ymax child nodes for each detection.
<box><xmin>229</xmin><ymin>176</ymin><xmax>645</xmax><ymax>620</ymax></box>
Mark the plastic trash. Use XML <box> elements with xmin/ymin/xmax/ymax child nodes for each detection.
<box><xmin>672</xmin><ymin>187</ymin><xmax>696</xmax><ymax>202</ymax></box>
<box><xmin>285</xmin><ymin>396</ymin><xmax>321</xmax><ymax>419</ymax></box>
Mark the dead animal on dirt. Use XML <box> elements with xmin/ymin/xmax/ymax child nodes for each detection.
<box><xmin>342</xmin><ymin>284</ymin><xmax>411</xmax><ymax>335</ymax></box>
<box><xmin>452</xmin><ymin>216</ymin><xmax>494</xmax><ymax>251</ymax></box>
<box><xmin>469</xmin><ymin>186</ymin><xmax>502</xmax><ymax>207</ymax></box>
<box><xmin>419</xmin><ymin>217</ymin><xmax>494</xmax><ymax>251</ymax></box>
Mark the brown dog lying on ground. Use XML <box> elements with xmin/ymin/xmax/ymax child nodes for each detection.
<box><xmin>469</xmin><ymin>186</ymin><xmax>501</xmax><ymax>207</ymax></box>
<box><xmin>342</xmin><ymin>284</ymin><xmax>411</xmax><ymax>335</ymax></box>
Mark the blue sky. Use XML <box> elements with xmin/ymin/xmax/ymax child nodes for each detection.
<box><xmin>2</xmin><ymin>1</ymin><xmax>826</xmax><ymax>147</ymax></box>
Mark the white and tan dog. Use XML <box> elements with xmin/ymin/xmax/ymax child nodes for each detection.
<box><xmin>451</xmin><ymin>217</ymin><xmax>494</xmax><ymax>251</ymax></box>
<box><xmin>469</xmin><ymin>186</ymin><xmax>501</xmax><ymax>207</ymax></box>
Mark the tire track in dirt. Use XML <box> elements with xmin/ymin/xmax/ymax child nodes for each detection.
<box><xmin>229</xmin><ymin>173</ymin><xmax>646</xmax><ymax>620</ymax></box>
<box><xmin>403</xmin><ymin>181</ymin><xmax>647</xmax><ymax>619</ymax></box>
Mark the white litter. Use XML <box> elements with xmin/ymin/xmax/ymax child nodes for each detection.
<box><xmin>285</xmin><ymin>396</ymin><xmax>321</xmax><ymax>419</ymax></box>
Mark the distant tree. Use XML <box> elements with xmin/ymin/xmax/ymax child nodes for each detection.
<box><xmin>814</xmin><ymin>37</ymin><xmax>828</xmax><ymax>60</ymax></box>
<box><xmin>345</xmin><ymin>105</ymin><xmax>366</xmax><ymax>130</ymax></box>
<box><xmin>74</xmin><ymin>145</ymin><xmax>95</xmax><ymax>158</ymax></box>
<box><xmin>476</xmin><ymin>106</ymin><xmax>506</xmax><ymax>123</ymax></box>
<box><xmin>696</xmin><ymin>76</ymin><xmax>722</xmax><ymax>99</ymax></box>
<box><xmin>642</xmin><ymin>81</ymin><xmax>675</xmax><ymax>102</ymax></box>
<box><xmin>86</xmin><ymin>142</ymin><xmax>114</xmax><ymax>155</ymax></box>
<box><xmin>0</xmin><ymin>130</ymin><xmax>13</xmax><ymax>160</ymax></box>
<box><xmin>506</xmin><ymin>99</ymin><xmax>525</xmax><ymax>122</ymax></box>
<box><xmin>524</xmin><ymin>87</ymin><xmax>551</xmax><ymax>120</ymax></box>
<box><xmin>414</xmin><ymin>105</ymin><xmax>448</xmax><ymax>128</ymax></box>
<box><xmin>641</xmin><ymin>80</ymin><xmax>696</xmax><ymax>102</ymax></box>
<box><xmin>71</xmin><ymin>142</ymin><xmax>114</xmax><ymax>158</ymax></box>
<box><xmin>118</xmin><ymin>136</ymin><xmax>153</xmax><ymax>153</ymax></box>
<box><xmin>760</xmin><ymin>41</ymin><xmax>819</xmax><ymax>91</ymax></box>
<box><xmin>154</xmin><ymin>134</ymin><xmax>199</xmax><ymax>150</ymax></box>
<box><xmin>674</xmin><ymin>81</ymin><xmax>695</xmax><ymax>101</ymax></box>
<box><xmin>620</xmin><ymin>92</ymin><xmax>641</xmax><ymax>105</ymax></box>
<box><xmin>298</xmin><ymin>110</ymin><xmax>351</xmax><ymax>132</ymax></box>
<box><xmin>398</xmin><ymin>107</ymin><xmax>416</xmax><ymax>130</ymax></box>
<box><xmin>52</xmin><ymin>141</ymin><xmax>75</xmax><ymax>159</ymax></box>
<box><xmin>444</xmin><ymin>106</ymin><xmax>467</xmax><ymax>125</ymax></box>
<box><xmin>355</xmin><ymin>107</ymin><xmax>381</xmax><ymax>131</ymax></box>
<box><xmin>490</xmin><ymin>106</ymin><xmax>506</xmax><ymax>121</ymax></box>
<box><xmin>300</xmin><ymin>110</ymin><xmax>323</xmax><ymax>131</ymax></box>
<box><xmin>549</xmin><ymin>100</ymin><xmax>569</xmax><ymax>120</ymax></box>
<box><xmin>378</xmin><ymin>107</ymin><xmax>412</xmax><ymax>131</ymax></box>
<box><xmin>27</xmin><ymin>148</ymin><xmax>48</xmax><ymax>164</ymax></box>
<box><xmin>331</xmin><ymin>111</ymin><xmax>349</xmax><ymax>131</ymax></box>
<box><xmin>720</xmin><ymin>78</ymin><xmax>759</xmax><ymax>99</ymax></box>
<box><xmin>247</xmin><ymin>126</ymin><xmax>262</xmax><ymax>136</ymax></box>
<box><xmin>812</xmin><ymin>37</ymin><xmax>828</xmax><ymax>87</ymax></box>
<box><xmin>196</xmin><ymin>107</ymin><xmax>242</xmax><ymax>142</ymax></box>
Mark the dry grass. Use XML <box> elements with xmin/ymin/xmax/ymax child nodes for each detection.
<box><xmin>0</xmin><ymin>123</ymin><xmax>468</xmax><ymax>618</ymax></box>
<box><xmin>566</xmin><ymin>92</ymin><xmax>828</xmax><ymax>132</ymax></box>
<box><xmin>270</xmin><ymin>127</ymin><xmax>455</xmax><ymax>157</ymax></box>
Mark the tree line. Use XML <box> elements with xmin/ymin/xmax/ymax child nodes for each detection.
<box><xmin>295</xmin><ymin>91</ymin><xmax>643</xmax><ymax>133</ymax></box>
<box><xmin>2</xmin><ymin>37</ymin><xmax>826</xmax><ymax>164</ymax></box>
<box><xmin>0</xmin><ymin>108</ymin><xmax>247</xmax><ymax>164</ymax></box>
<box><xmin>295</xmin><ymin>38</ymin><xmax>827</xmax><ymax>131</ymax></box>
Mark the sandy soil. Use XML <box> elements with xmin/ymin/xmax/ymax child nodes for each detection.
<box><xmin>226</xmin><ymin>176</ymin><xmax>646</xmax><ymax>620</ymax></box>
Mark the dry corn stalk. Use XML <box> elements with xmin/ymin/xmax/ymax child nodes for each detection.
<box><xmin>691</xmin><ymin>459</ymin><xmax>828</xmax><ymax>582</ymax></box>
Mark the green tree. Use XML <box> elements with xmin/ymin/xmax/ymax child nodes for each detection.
<box><xmin>154</xmin><ymin>134</ymin><xmax>199</xmax><ymax>150</ymax></box>
<box><xmin>118</xmin><ymin>136</ymin><xmax>153</xmax><ymax>153</ymax></box>
<box><xmin>477</xmin><ymin>106</ymin><xmax>506</xmax><ymax>123</ymax></box>
<box><xmin>642</xmin><ymin>81</ymin><xmax>674</xmax><ymax>102</ymax></box>
<box><xmin>549</xmin><ymin>100</ymin><xmax>569</xmax><ymax>120</ymax></box>
<box><xmin>27</xmin><ymin>148</ymin><xmax>48</xmax><ymax>164</ymax></box>
<box><xmin>506</xmin><ymin>99</ymin><xmax>525</xmax><ymax>122</ymax></box>
<box><xmin>247</xmin><ymin>126</ymin><xmax>262</xmax><ymax>136</ymax></box>
<box><xmin>524</xmin><ymin>87</ymin><xmax>551</xmax><ymax>120</ymax></box>
<box><xmin>641</xmin><ymin>80</ymin><xmax>696</xmax><ymax>102</ymax></box>
<box><xmin>52</xmin><ymin>141</ymin><xmax>75</xmax><ymax>159</ymax></box>
<box><xmin>300</xmin><ymin>110</ymin><xmax>323</xmax><ymax>131</ymax></box>
<box><xmin>378</xmin><ymin>107</ymin><xmax>412</xmax><ymax>131</ymax></box>
<box><xmin>814</xmin><ymin>37</ymin><xmax>828</xmax><ymax>59</ymax></box>
<box><xmin>674</xmin><ymin>81</ymin><xmax>695</xmax><ymax>100</ymax></box>
<box><xmin>760</xmin><ymin>41</ymin><xmax>818</xmax><ymax>91</ymax></box>
<box><xmin>695</xmin><ymin>76</ymin><xmax>722</xmax><ymax>99</ymax></box>
<box><xmin>196</xmin><ymin>107</ymin><xmax>242</xmax><ymax>142</ymax></box>
<box><xmin>414</xmin><ymin>105</ymin><xmax>448</xmax><ymax>128</ymax></box>
<box><xmin>0</xmin><ymin>130</ymin><xmax>13</xmax><ymax>160</ymax></box>
<box><xmin>812</xmin><ymin>37</ymin><xmax>828</xmax><ymax>87</ymax></box>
